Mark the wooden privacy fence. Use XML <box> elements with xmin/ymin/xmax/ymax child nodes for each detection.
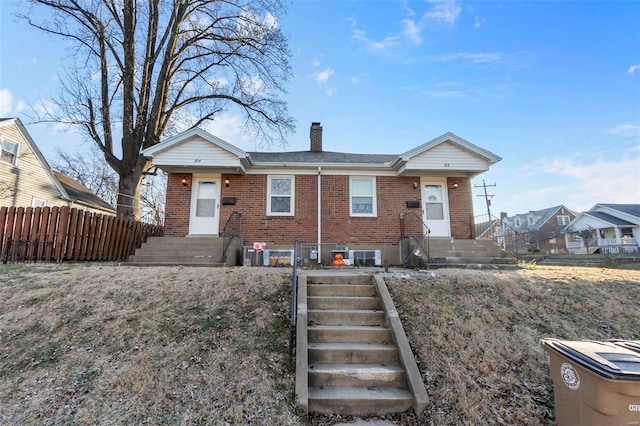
<box><xmin>0</xmin><ymin>206</ymin><xmax>163</xmax><ymax>263</ymax></box>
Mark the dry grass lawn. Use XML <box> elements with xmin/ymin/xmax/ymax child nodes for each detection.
<box><xmin>1</xmin><ymin>263</ymin><xmax>639</xmax><ymax>425</ymax></box>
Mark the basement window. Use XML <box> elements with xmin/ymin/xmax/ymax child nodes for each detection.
<box><xmin>267</xmin><ymin>175</ymin><xmax>294</xmax><ymax>216</ymax></box>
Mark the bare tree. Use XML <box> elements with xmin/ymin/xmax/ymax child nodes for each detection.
<box><xmin>51</xmin><ymin>145</ymin><xmax>119</xmax><ymax>207</ymax></box>
<box><xmin>20</xmin><ymin>0</ymin><xmax>294</xmax><ymax>219</ymax></box>
<box><xmin>52</xmin><ymin>146</ymin><xmax>167</xmax><ymax>225</ymax></box>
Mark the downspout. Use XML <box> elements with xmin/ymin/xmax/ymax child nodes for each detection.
<box><xmin>317</xmin><ymin>166</ymin><xmax>322</xmax><ymax>264</ymax></box>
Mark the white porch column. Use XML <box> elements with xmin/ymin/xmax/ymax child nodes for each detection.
<box><xmin>614</xmin><ymin>227</ymin><xmax>622</xmax><ymax>244</ymax></box>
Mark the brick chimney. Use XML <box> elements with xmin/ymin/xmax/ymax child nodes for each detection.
<box><xmin>310</xmin><ymin>122</ymin><xmax>322</xmax><ymax>152</ymax></box>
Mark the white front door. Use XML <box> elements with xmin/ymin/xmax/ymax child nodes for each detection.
<box><xmin>189</xmin><ymin>176</ymin><xmax>221</xmax><ymax>235</ymax></box>
<box><xmin>422</xmin><ymin>180</ymin><xmax>450</xmax><ymax>237</ymax></box>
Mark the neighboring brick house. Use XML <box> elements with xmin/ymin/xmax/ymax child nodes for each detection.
<box><xmin>0</xmin><ymin>118</ymin><xmax>115</xmax><ymax>215</ymax></box>
<box><xmin>499</xmin><ymin>205</ymin><xmax>577</xmax><ymax>254</ymax></box>
<box><xmin>142</xmin><ymin>123</ymin><xmax>501</xmax><ymax>264</ymax></box>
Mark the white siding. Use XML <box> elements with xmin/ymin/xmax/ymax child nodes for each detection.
<box><xmin>0</xmin><ymin>122</ymin><xmax>66</xmax><ymax>208</ymax></box>
<box><xmin>152</xmin><ymin>136</ymin><xmax>242</xmax><ymax>168</ymax></box>
<box><xmin>404</xmin><ymin>142</ymin><xmax>489</xmax><ymax>171</ymax></box>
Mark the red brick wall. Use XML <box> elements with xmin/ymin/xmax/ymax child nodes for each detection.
<box><xmin>165</xmin><ymin>172</ymin><xmax>475</xmax><ymax>241</ymax></box>
<box><xmin>165</xmin><ymin>173</ymin><xmax>192</xmax><ymax>236</ymax></box>
<box><xmin>448</xmin><ymin>177</ymin><xmax>473</xmax><ymax>239</ymax></box>
<box><xmin>321</xmin><ymin>175</ymin><xmax>419</xmax><ymax>246</ymax></box>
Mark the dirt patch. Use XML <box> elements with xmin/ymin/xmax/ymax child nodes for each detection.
<box><xmin>1</xmin><ymin>263</ymin><xmax>638</xmax><ymax>425</ymax></box>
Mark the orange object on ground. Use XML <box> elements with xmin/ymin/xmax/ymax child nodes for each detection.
<box><xmin>332</xmin><ymin>253</ymin><xmax>345</xmax><ymax>267</ymax></box>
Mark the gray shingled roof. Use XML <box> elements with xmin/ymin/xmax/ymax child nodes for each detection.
<box><xmin>585</xmin><ymin>211</ymin><xmax>635</xmax><ymax>226</ymax></box>
<box><xmin>53</xmin><ymin>171</ymin><xmax>115</xmax><ymax>213</ymax></box>
<box><xmin>247</xmin><ymin>150</ymin><xmax>397</xmax><ymax>164</ymax></box>
<box><xmin>599</xmin><ymin>204</ymin><xmax>640</xmax><ymax>218</ymax></box>
<box><xmin>506</xmin><ymin>205</ymin><xmax>571</xmax><ymax>229</ymax></box>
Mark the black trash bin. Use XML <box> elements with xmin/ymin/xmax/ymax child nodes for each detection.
<box><xmin>540</xmin><ymin>338</ymin><xmax>640</xmax><ymax>426</ymax></box>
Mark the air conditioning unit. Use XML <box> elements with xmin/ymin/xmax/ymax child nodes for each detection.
<box><xmin>242</xmin><ymin>246</ymin><xmax>264</xmax><ymax>266</ymax></box>
<box><xmin>263</xmin><ymin>249</ymin><xmax>295</xmax><ymax>267</ymax></box>
<box><xmin>348</xmin><ymin>249</ymin><xmax>381</xmax><ymax>266</ymax></box>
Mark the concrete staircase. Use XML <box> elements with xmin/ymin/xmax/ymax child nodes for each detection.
<box><xmin>411</xmin><ymin>238</ymin><xmax>517</xmax><ymax>269</ymax></box>
<box><xmin>296</xmin><ymin>273</ymin><xmax>428</xmax><ymax>416</ymax></box>
<box><xmin>128</xmin><ymin>236</ymin><xmax>226</xmax><ymax>266</ymax></box>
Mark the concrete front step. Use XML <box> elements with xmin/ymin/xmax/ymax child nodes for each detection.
<box><xmin>307</xmin><ymin>275</ymin><xmax>373</xmax><ymax>285</ymax></box>
<box><xmin>308</xmin><ymin>309</ymin><xmax>386</xmax><ymax>326</ymax></box>
<box><xmin>126</xmin><ymin>262</ymin><xmax>225</xmax><ymax>267</ymax></box>
<box><xmin>309</xmin><ymin>343</ymin><xmax>398</xmax><ymax>364</ymax></box>
<box><xmin>308</xmin><ymin>387</ymin><xmax>413</xmax><ymax>415</ymax></box>
<box><xmin>308</xmin><ymin>325</ymin><xmax>392</xmax><ymax>344</ymax></box>
<box><xmin>308</xmin><ymin>284</ymin><xmax>377</xmax><ymax>297</ymax></box>
<box><xmin>308</xmin><ymin>296</ymin><xmax>382</xmax><ymax>310</ymax></box>
<box><xmin>430</xmin><ymin>256</ymin><xmax>517</xmax><ymax>264</ymax></box>
<box><xmin>309</xmin><ymin>364</ymin><xmax>406</xmax><ymax>388</ymax></box>
<box><xmin>129</xmin><ymin>236</ymin><xmax>226</xmax><ymax>265</ymax></box>
<box><xmin>128</xmin><ymin>254</ymin><xmax>223</xmax><ymax>264</ymax></box>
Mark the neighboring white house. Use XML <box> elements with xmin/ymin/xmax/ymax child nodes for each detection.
<box><xmin>0</xmin><ymin>117</ymin><xmax>115</xmax><ymax>215</ymax></box>
<box><xmin>563</xmin><ymin>204</ymin><xmax>640</xmax><ymax>254</ymax></box>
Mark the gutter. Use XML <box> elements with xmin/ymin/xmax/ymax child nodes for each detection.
<box><xmin>317</xmin><ymin>166</ymin><xmax>322</xmax><ymax>264</ymax></box>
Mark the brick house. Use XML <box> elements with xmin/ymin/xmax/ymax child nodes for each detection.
<box><xmin>499</xmin><ymin>205</ymin><xmax>577</xmax><ymax>254</ymax></box>
<box><xmin>142</xmin><ymin>123</ymin><xmax>501</xmax><ymax>265</ymax></box>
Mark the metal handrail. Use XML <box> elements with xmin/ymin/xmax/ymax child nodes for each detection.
<box><xmin>221</xmin><ymin>211</ymin><xmax>241</xmax><ymax>261</ymax></box>
<box><xmin>403</xmin><ymin>211</ymin><xmax>431</xmax><ymax>267</ymax></box>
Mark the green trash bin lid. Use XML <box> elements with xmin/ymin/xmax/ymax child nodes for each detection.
<box><xmin>541</xmin><ymin>338</ymin><xmax>640</xmax><ymax>381</ymax></box>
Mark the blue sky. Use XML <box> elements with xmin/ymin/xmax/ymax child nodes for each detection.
<box><xmin>1</xmin><ymin>0</ymin><xmax>639</xmax><ymax>217</ymax></box>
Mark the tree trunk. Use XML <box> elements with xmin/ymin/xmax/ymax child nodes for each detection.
<box><xmin>117</xmin><ymin>167</ymin><xmax>144</xmax><ymax>220</ymax></box>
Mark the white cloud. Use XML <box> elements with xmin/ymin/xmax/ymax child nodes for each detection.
<box><xmin>312</xmin><ymin>58</ymin><xmax>321</xmax><ymax>67</ymax></box>
<box><xmin>346</xmin><ymin>17</ymin><xmax>357</xmax><ymax>29</ymax></box>
<box><xmin>315</xmin><ymin>68</ymin><xmax>335</xmax><ymax>84</ymax></box>
<box><xmin>352</xmin><ymin>29</ymin><xmax>399</xmax><ymax>52</ymax></box>
<box><xmin>0</xmin><ymin>88</ymin><xmax>13</xmax><ymax>116</ymax></box>
<box><xmin>351</xmin><ymin>77</ymin><xmax>360</xmax><ymax>85</ymax></box>
<box><xmin>201</xmin><ymin>114</ymin><xmax>252</xmax><ymax>147</ymax></box>
<box><xmin>326</xmin><ymin>88</ymin><xmax>334</xmax><ymax>97</ymax></box>
<box><xmin>506</xmin><ymin>154</ymin><xmax>640</xmax><ymax>214</ymax></box>
<box><xmin>436</xmin><ymin>52</ymin><xmax>503</xmax><ymax>64</ymax></box>
<box><xmin>607</xmin><ymin>123</ymin><xmax>640</xmax><ymax>137</ymax></box>
<box><xmin>263</xmin><ymin>12</ymin><xmax>278</xmax><ymax>29</ymax></box>
<box><xmin>427</xmin><ymin>90</ymin><xmax>464</xmax><ymax>98</ymax></box>
<box><xmin>626</xmin><ymin>64</ymin><xmax>640</xmax><ymax>74</ymax></box>
<box><xmin>424</xmin><ymin>0</ymin><xmax>462</xmax><ymax>26</ymax></box>
<box><xmin>402</xmin><ymin>19</ymin><xmax>422</xmax><ymax>44</ymax></box>
<box><xmin>474</xmin><ymin>16</ymin><xmax>485</xmax><ymax>28</ymax></box>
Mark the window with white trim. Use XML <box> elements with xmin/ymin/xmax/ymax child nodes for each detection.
<box><xmin>350</xmin><ymin>177</ymin><xmax>377</xmax><ymax>217</ymax></box>
<box><xmin>1</xmin><ymin>138</ymin><xmax>19</xmax><ymax>165</ymax></box>
<box><xmin>557</xmin><ymin>215</ymin><xmax>570</xmax><ymax>226</ymax></box>
<box><xmin>267</xmin><ymin>175</ymin><xmax>294</xmax><ymax>216</ymax></box>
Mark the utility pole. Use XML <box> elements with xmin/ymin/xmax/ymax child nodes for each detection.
<box><xmin>475</xmin><ymin>179</ymin><xmax>496</xmax><ymax>219</ymax></box>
